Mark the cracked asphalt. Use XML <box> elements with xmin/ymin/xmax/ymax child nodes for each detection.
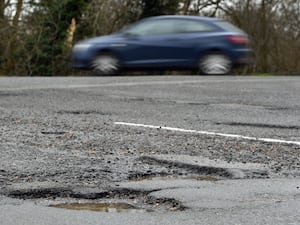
<box><xmin>0</xmin><ymin>76</ymin><xmax>300</xmax><ymax>224</ymax></box>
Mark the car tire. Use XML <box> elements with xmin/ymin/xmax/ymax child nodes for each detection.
<box><xmin>199</xmin><ymin>53</ymin><xmax>232</xmax><ymax>75</ymax></box>
<box><xmin>91</xmin><ymin>53</ymin><xmax>120</xmax><ymax>76</ymax></box>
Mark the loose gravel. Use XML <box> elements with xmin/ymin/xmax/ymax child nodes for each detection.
<box><xmin>0</xmin><ymin>78</ymin><xmax>300</xmax><ymax>200</ymax></box>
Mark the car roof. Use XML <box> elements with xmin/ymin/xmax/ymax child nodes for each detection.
<box><xmin>146</xmin><ymin>15</ymin><xmax>222</xmax><ymax>22</ymax></box>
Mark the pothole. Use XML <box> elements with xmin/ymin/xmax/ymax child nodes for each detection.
<box><xmin>7</xmin><ymin>187</ymin><xmax>185</xmax><ymax>212</ymax></box>
<box><xmin>8</xmin><ymin>187</ymin><xmax>73</xmax><ymax>199</ymax></box>
<box><xmin>41</xmin><ymin>131</ymin><xmax>67</xmax><ymax>135</ymax></box>
<box><xmin>130</xmin><ymin>174</ymin><xmax>219</xmax><ymax>182</ymax></box>
<box><xmin>144</xmin><ymin>196</ymin><xmax>185</xmax><ymax>211</ymax></box>
<box><xmin>137</xmin><ymin>156</ymin><xmax>234</xmax><ymax>179</ymax></box>
<box><xmin>137</xmin><ymin>156</ymin><xmax>269</xmax><ymax>179</ymax></box>
<box><xmin>0</xmin><ymin>92</ymin><xmax>24</xmax><ymax>97</ymax></box>
<box><xmin>56</xmin><ymin>110</ymin><xmax>112</xmax><ymax>116</ymax></box>
<box><xmin>50</xmin><ymin>202</ymin><xmax>145</xmax><ymax>213</ymax></box>
<box><xmin>215</xmin><ymin>122</ymin><xmax>300</xmax><ymax>130</ymax></box>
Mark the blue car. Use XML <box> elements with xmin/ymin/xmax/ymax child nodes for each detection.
<box><xmin>71</xmin><ymin>15</ymin><xmax>253</xmax><ymax>75</ymax></box>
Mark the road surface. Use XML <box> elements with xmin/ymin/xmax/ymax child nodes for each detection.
<box><xmin>0</xmin><ymin>76</ymin><xmax>299</xmax><ymax>224</ymax></box>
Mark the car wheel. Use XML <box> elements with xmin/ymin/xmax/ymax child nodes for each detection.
<box><xmin>92</xmin><ymin>53</ymin><xmax>120</xmax><ymax>75</ymax></box>
<box><xmin>199</xmin><ymin>53</ymin><xmax>232</xmax><ymax>75</ymax></box>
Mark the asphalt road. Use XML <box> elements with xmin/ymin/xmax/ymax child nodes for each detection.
<box><xmin>0</xmin><ymin>76</ymin><xmax>300</xmax><ymax>224</ymax></box>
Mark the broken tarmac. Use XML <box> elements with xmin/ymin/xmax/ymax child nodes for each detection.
<box><xmin>1</xmin><ymin>155</ymin><xmax>300</xmax><ymax>225</ymax></box>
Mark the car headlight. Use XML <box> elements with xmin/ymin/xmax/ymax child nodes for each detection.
<box><xmin>73</xmin><ymin>43</ymin><xmax>91</xmax><ymax>50</ymax></box>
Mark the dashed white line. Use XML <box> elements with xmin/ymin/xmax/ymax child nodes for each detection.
<box><xmin>115</xmin><ymin>122</ymin><xmax>300</xmax><ymax>146</ymax></box>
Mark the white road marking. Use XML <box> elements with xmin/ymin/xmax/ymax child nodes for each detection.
<box><xmin>115</xmin><ymin>122</ymin><xmax>300</xmax><ymax>146</ymax></box>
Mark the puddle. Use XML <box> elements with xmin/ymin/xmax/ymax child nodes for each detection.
<box><xmin>131</xmin><ymin>174</ymin><xmax>219</xmax><ymax>182</ymax></box>
<box><xmin>50</xmin><ymin>202</ymin><xmax>145</xmax><ymax>213</ymax></box>
<box><xmin>165</xmin><ymin>175</ymin><xmax>219</xmax><ymax>181</ymax></box>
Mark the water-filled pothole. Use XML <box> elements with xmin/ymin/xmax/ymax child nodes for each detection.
<box><xmin>130</xmin><ymin>174</ymin><xmax>220</xmax><ymax>182</ymax></box>
<box><xmin>50</xmin><ymin>202</ymin><xmax>145</xmax><ymax>213</ymax></box>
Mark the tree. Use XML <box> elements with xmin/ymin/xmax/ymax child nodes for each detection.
<box><xmin>0</xmin><ymin>0</ymin><xmax>25</xmax><ymax>75</ymax></box>
<box><xmin>219</xmin><ymin>0</ymin><xmax>300</xmax><ymax>74</ymax></box>
<box><xmin>140</xmin><ymin>0</ymin><xmax>180</xmax><ymax>19</ymax></box>
<box><xmin>22</xmin><ymin>0</ymin><xmax>88</xmax><ymax>76</ymax></box>
<box><xmin>2</xmin><ymin>0</ymin><xmax>300</xmax><ymax>75</ymax></box>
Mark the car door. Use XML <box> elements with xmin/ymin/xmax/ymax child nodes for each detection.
<box><xmin>119</xmin><ymin>18</ymin><xmax>218</xmax><ymax>68</ymax></box>
<box><xmin>119</xmin><ymin>19</ymin><xmax>194</xmax><ymax>68</ymax></box>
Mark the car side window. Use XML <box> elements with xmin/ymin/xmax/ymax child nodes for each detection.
<box><xmin>125</xmin><ymin>19</ymin><xmax>216</xmax><ymax>37</ymax></box>
<box><xmin>146</xmin><ymin>20</ymin><xmax>176</xmax><ymax>35</ymax></box>
<box><xmin>175</xmin><ymin>20</ymin><xmax>216</xmax><ymax>33</ymax></box>
<box><xmin>126</xmin><ymin>20</ymin><xmax>178</xmax><ymax>36</ymax></box>
<box><xmin>125</xmin><ymin>21</ymin><xmax>156</xmax><ymax>36</ymax></box>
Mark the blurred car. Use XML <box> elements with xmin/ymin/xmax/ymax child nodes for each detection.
<box><xmin>71</xmin><ymin>15</ymin><xmax>253</xmax><ymax>75</ymax></box>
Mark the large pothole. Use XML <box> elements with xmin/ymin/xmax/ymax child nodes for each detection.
<box><xmin>6</xmin><ymin>185</ymin><xmax>185</xmax><ymax>212</ymax></box>
<box><xmin>3</xmin><ymin>155</ymin><xmax>270</xmax><ymax>213</ymax></box>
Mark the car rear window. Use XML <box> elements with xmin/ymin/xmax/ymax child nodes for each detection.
<box><xmin>214</xmin><ymin>21</ymin><xmax>245</xmax><ymax>34</ymax></box>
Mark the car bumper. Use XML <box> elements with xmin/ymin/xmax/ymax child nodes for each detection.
<box><xmin>232</xmin><ymin>49</ymin><xmax>254</xmax><ymax>66</ymax></box>
<box><xmin>70</xmin><ymin>47</ymin><xmax>96</xmax><ymax>70</ymax></box>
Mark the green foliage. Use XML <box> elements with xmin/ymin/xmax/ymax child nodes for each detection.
<box><xmin>23</xmin><ymin>0</ymin><xmax>89</xmax><ymax>76</ymax></box>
